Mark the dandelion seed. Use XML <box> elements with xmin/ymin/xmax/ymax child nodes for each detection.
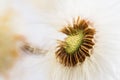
<box><xmin>21</xmin><ymin>42</ymin><xmax>48</xmax><ymax>55</ymax></box>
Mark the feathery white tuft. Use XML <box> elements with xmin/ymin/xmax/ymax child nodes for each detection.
<box><xmin>28</xmin><ymin>0</ymin><xmax>120</xmax><ymax>80</ymax></box>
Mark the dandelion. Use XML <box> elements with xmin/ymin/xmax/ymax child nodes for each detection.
<box><xmin>3</xmin><ymin>0</ymin><xmax>120</xmax><ymax>80</ymax></box>
<box><xmin>30</xmin><ymin>0</ymin><xmax>120</xmax><ymax>80</ymax></box>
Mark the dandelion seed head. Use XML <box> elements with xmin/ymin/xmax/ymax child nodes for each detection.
<box><xmin>56</xmin><ymin>17</ymin><xmax>95</xmax><ymax>67</ymax></box>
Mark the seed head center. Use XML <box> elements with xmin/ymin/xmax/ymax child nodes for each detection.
<box><xmin>65</xmin><ymin>30</ymin><xmax>84</xmax><ymax>54</ymax></box>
